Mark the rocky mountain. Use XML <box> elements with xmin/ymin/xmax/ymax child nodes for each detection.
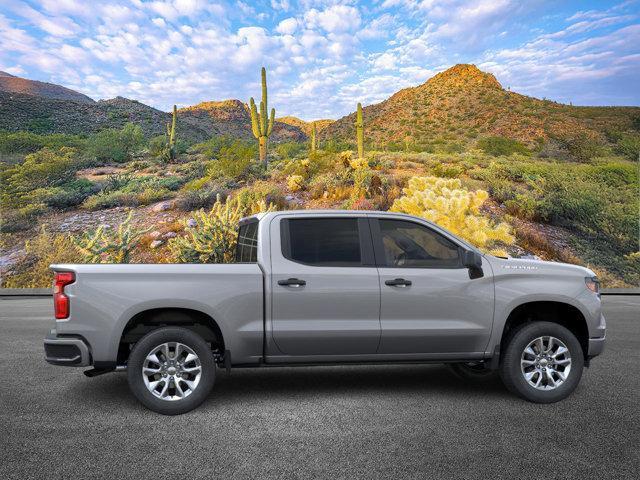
<box><xmin>321</xmin><ymin>64</ymin><xmax>640</xmax><ymax>148</ymax></box>
<box><xmin>0</xmin><ymin>71</ymin><xmax>94</xmax><ymax>104</ymax></box>
<box><xmin>179</xmin><ymin>100</ymin><xmax>306</xmax><ymax>142</ymax></box>
<box><xmin>0</xmin><ymin>80</ymin><xmax>305</xmax><ymax>143</ymax></box>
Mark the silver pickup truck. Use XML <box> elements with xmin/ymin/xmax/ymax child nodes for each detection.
<box><xmin>45</xmin><ymin>210</ymin><xmax>606</xmax><ymax>414</ymax></box>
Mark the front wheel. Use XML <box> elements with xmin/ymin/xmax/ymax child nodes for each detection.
<box><xmin>127</xmin><ymin>327</ymin><xmax>216</xmax><ymax>415</ymax></box>
<box><xmin>500</xmin><ymin>322</ymin><xmax>584</xmax><ymax>403</ymax></box>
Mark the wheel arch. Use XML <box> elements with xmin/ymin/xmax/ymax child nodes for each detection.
<box><xmin>117</xmin><ymin>307</ymin><xmax>225</xmax><ymax>364</ymax></box>
<box><xmin>499</xmin><ymin>301</ymin><xmax>589</xmax><ymax>359</ymax></box>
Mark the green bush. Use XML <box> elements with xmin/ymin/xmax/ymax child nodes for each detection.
<box><xmin>88</xmin><ymin>123</ymin><xmax>144</xmax><ymax>163</ymax></box>
<box><xmin>555</xmin><ymin>132</ymin><xmax>603</xmax><ymax>162</ymax></box>
<box><xmin>82</xmin><ymin>186</ymin><xmax>174</xmax><ymax>210</ymax></box>
<box><xmin>0</xmin><ymin>147</ymin><xmax>82</xmax><ymax>208</ymax></box>
<box><xmin>615</xmin><ymin>133</ymin><xmax>640</xmax><ymax>160</ymax></box>
<box><xmin>275</xmin><ymin>142</ymin><xmax>306</xmax><ymax>160</ymax></box>
<box><xmin>0</xmin><ymin>131</ymin><xmax>87</xmax><ymax>154</ymax></box>
<box><xmin>215</xmin><ymin>140</ymin><xmax>257</xmax><ymax>178</ymax></box>
<box><xmin>477</xmin><ymin>136</ymin><xmax>529</xmax><ymax>156</ymax></box>
<box><xmin>1</xmin><ymin>227</ymin><xmax>83</xmax><ymax>287</ymax></box>
<box><xmin>0</xmin><ymin>203</ymin><xmax>46</xmax><ymax>232</ymax></box>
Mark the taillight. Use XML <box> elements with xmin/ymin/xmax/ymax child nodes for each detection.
<box><xmin>54</xmin><ymin>272</ymin><xmax>75</xmax><ymax>319</ymax></box>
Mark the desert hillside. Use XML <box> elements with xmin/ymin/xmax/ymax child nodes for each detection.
<box><xmin>0</xmin><ymin>71</ymin><xmax>95</xmax><ymax>104</ymax></box>
<box><xmin>322</xmin><ymin>64</ymin><xmax>639</xmax><ymax>150</ymax></box>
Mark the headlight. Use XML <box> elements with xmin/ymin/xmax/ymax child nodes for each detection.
<box><xmin>585</xmin><ymin>276</ymin><xmax>600</xmax><ymax>295</ymax></box>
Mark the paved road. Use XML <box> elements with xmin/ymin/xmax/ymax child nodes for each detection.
<box><xmin>1</xmin><ymin>297</ymin><xmax>638</xmax><ymax>479</ymax></box>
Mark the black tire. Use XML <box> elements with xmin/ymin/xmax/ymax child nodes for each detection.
<box><xmin>127</xmin><ymin>327</ymin><xmax>215</xmax><ymax>415</ymax></box>
<box><xmin>500</xmin><ymin>322</ymin><xmax>584</xmax><ymax>403</ymax></box>
<box><xmin>448</xmin><ymin>362</ymin><xmax>497</xmax><ymax>382</ymax></box>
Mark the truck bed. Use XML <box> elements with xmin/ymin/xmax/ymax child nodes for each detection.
<box><xmin>50</xmin><ymin>263</ymin><xmax>264</xmax><ymax>366</ymax></box>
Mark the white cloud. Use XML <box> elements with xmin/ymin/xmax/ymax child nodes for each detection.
<box><xmin>305</xmin><ymin>5</ymin><xmax>361</xmax><ymax>33</ymax></box>
<box><xmin>276</xmin><ymin>17</ymin><xmax>298</xmax><ymax>35</ymax></box>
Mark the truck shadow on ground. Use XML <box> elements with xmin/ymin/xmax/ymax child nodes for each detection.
<box><xmin>72</xmin><ymin>363</ymin><xmax>508</xmax><ymax>409</ymax></box>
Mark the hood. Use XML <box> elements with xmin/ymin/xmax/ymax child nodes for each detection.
<box><xmin>485</xmin><ymin>255</ymin><xmax>596</xmax><ymax>279</ymax></box>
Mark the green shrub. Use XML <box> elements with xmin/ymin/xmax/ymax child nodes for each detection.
<box><xmin>275</xmin><ymin>142</ymin><xmax>306</xmax><ymax>160</ymax></box>
<box><xmin>432</xmin><ymin>163</ymin><xmax>464</xmax><ymax>178</ymax></box>
<box><xmin>555</xmin><ymin>132</ymin><xmax>603</xmax><ymax>162</ymax></box>
<box><xmin>82</xmin><ymin>187</ymin><xmax>173</xmax><ymax>210</ymax></box>
<box><xmin>0</xmin><ymin>147</ymin><xmax>82</xmax><ymax>208</ymax></box>
<box><xmin>615</xmin><ymin>133</ymin><xmax>640</xmax><ymax>160</ymax></box>
<box><xmin>175</xmin><ymin>189</ymin><xmax>228</xmax><ymax>211</ymax></box>
<box><xmin>0</xmin><ymin>131</ymin><xmax>87</xmax><ymax>154</ymax></box>
<box><xmin>0</xmin><ymin>203</ymin><xmax>46</xmax><ymax>232</ymax></box>
<box><xmin>477</xmin><ymin>136</ymin><xmax>529</xmax><ymax>156</ymax></box>
<box><xmin>215</xmin><ymin>141</ymin><xmax>256</xmax><ymax>177</ymax></box>
<box><xmin>2</xmin><ymin>227</ymin><xmax>83</xmax><ymax>287</ymax></box>
<box><xmin>88</xmin><ymin>123</ymin><xmax>144</xmax><ymax>163</ymax></box>
<box><xmin>192</xmin><ymin>136</ymin><xmax>236</xmax><ymax>158</ymax></box>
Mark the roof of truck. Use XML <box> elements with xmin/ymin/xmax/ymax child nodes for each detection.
<box><xmin>245</xmin><ymin>209</ymin><xmax>419</xmax><ymax>221</ymax></box>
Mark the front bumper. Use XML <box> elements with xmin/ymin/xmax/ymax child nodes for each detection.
<box><xmin>44</xmin><ymin>331</ymin><xmax>91</xmax><ymax>367</ymax></box>
<box><xmin>587</xmin><ymin>335</ymin><xmax>606</xmax><ymax>358</ymax></box>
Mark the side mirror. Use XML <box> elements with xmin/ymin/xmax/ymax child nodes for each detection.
<box><xmin>462</xmin><ymin>250</ymin><xmax>483</xmax><ymax>269</ymax></box>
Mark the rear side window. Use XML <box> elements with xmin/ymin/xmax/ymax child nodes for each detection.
<box><xmin>282</xmin><ymin>218</ymin><xmax>363</xmax><ymax>266</ymax></box>
<box><xmin>378</xmin><ymin>219</ymin><xmax>461</xmax><ymax>268</ymax></box>
<box><xmin>236</xmin><ymin>220</ymin><xmax>259</xmax><ymax>263</ymax></box>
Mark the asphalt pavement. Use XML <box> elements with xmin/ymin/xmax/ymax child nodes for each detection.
<box><xmin>1</xmin><ymin>296</ymin><xmax>638</xmax><ymax>479</ymax></box>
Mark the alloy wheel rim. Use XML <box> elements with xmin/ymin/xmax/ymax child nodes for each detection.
<box><xmin>142</xmin><ymin>342</ymin><xmax>202</xmax><ymax>401</ymax></box>
<box><xmin>521</xmin><ymin>336</ymin><xmax>571</xmax><ymax>391</ymax></box>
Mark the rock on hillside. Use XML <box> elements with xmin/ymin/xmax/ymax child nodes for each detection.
<box><xmin>0</xmin><ymin>71</ymin><xmax>95</xmax><ymax>104</ymax></box>
<box><xmin>179</xmin><ymin>100</ymin><xmax>306</xmax><ymax>142</ymax></box>
<box><xmin>321</xmin><ymin>64</ymin><xmax>640</xmax><ymax>147</ymax></box>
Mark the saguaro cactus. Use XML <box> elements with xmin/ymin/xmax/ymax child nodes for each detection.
<box><xmin>165</xmin><ymin>104</ymin><xmax>177</xmax><ymax>161</ymax></box>
<box><xmin>310</xmin><ymin>122</ymin><xmax>317</xmax><ymax>152</ymax></box>
<box><xmin>355</xmin><ymin>102</ymin><xmax>364</xmax><ymax>160</ymax></box>
<box><xmin>249</xmin><ymin>67</ymin><xmax>275</xmax><ymax>166</ymax></box>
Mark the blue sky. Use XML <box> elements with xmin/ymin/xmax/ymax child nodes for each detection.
<box><xmin>0</xmin><ymin>0</ymin><xmax>638</xmax><ymax>120</ymax></box>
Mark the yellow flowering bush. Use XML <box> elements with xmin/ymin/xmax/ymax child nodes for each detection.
<box><xmin>169</xmin><ymin>195</ymin><xmax>273</xmax><ymax>263</ymax></box>
<box><xmin>287</xmin><ymin>174</ymin><xmax>305</xmax><ymax>192</ymax></box>
<box><xmin>391</xmin><ymin>176</ymin><xmax>514</xmax><ymax>255</ymax></box>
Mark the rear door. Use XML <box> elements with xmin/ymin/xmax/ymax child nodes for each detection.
<box><xmin>270</xmin><ymin>215</ymin><xmax>381</xmax><ymax>356</ymax></box>
<box><xmin>372</xmin><ymin>216</ymin><xmax>494</xmax><ymax>356</ymax></box>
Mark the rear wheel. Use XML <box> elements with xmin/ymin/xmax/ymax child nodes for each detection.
<box><xmin>127</xmin><ymin>327</ymin><xmax>215</xmax><ymax>415</ymax></box>
<box><xmin>500</xmin><ymin>322</ymin><xmax>584</xmax><ymax>403</ymax></box>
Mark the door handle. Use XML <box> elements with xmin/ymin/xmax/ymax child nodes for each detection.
<box><xmin>278</xmin><ymin>278</ymin><xmax>306</xmax><ymax>287</ymax></box>
<box><xmin>385</xmin><ymin>278</ymin><xmax>412</xmax><ymax>287</ymax></box>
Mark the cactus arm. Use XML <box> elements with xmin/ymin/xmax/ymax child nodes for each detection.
<box><xmin>249</xmin><ymin>98</ymin><xmax>260</xmax><ymax>139</ymax></box>
<box><xmin>170</xmin><ymin>105</ymin><xmax>177</xmax><ymax>145</ymax></box>
<box><xmin>267</xmin><ymin>108</ymin><xmax>275</xmax><ymax>136</ymax></box>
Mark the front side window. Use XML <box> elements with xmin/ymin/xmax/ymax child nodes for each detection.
<box><xmin>283</xmin><ymin>218</ymin><xmax>362</xmax><ymax>266</ymax></box>
<box><xmin>236</xmin><ymin>221</ymin><xmax>259</xmax><ymax>263</ymax></box>
<box><xmin>378</xmin><ymin>219</ymin><xmax>460</xmax><ymax>268</ymax></box>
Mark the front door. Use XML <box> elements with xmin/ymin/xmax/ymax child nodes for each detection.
<box><xmin>270</xmin><ymin>216</ymin><xmax>381</xmax><ymax>356</ymax></box>
<box><xmin>372</xmin><ymin>217</ymin><xmax>494</xmax><ymax>356</ymax></box>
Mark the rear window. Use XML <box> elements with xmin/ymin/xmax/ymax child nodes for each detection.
<box><xmin>236</xmin><ymin>220</ymin><xmax>259</xmax><ymax>263</ymax></box>
<box><xmin>282</xmin><ymin>218</ymin><xmax>362</xmax><ymax>266</ymax></box>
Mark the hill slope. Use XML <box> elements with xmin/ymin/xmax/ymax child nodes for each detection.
<box><xmin>0</xmin><ymin>71</ymin><xmax>94</xmax><ymax>104</ymax></box>
<box><xmin>277</xmin><ymin>116</ymin><xmax>334</xmax><ymax>135</ymax></box>
<box><xmin>0</xmin><ymin>92</ymin><xmax>305</xmax><ymax>143</ymax></box>
<box><xmin>179</xmin><ymin>100</ymin><xmax>306</xmax><ymax>142</ymax></box>
<box><xmin>321</xmin><ymin>64</ymin><xmax>640</xmax><ymax>148</ymax></box>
